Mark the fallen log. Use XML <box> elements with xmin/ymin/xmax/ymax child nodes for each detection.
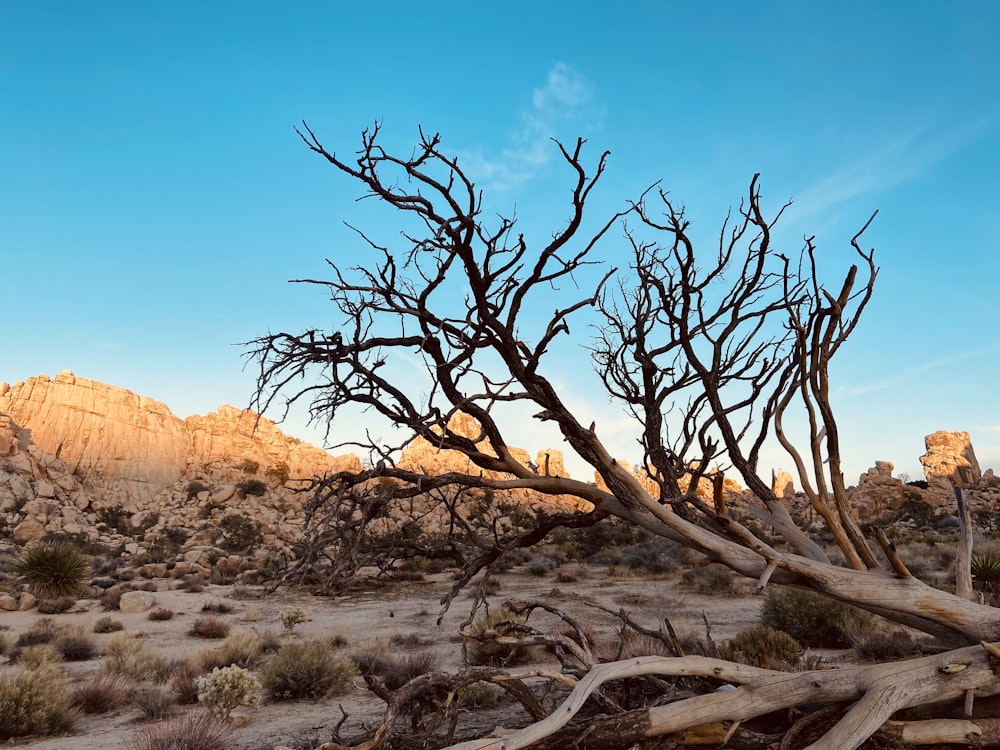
<box><xmin>443</xmin><ymin>643</ymin><xmax>1000</xmax><ymax>750</ymax></box>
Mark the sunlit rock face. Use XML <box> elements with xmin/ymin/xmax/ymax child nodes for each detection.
<box><xmin>0</xmin><ymin>371</ymin><xmax>188</xmax><ymax>497</ymax></box>
<box><xmin>0</xmin><ymin>371</ymin><xmax>354</xmax><ymax>502</ymax></box>
<box><xmin>0</xmin><ymin>371</ymin><xmax>362</xmax><ymax>550</ymax></box>
<box><xmin>920</xmin><ymin>430</ymin><xmax>982</xmax><ymax>498</ymax></box>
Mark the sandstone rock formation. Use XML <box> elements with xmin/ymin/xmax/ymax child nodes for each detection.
<box><xmin>0</xmin><ymin>372</ymin><xmax>361</xmax><ymax>551</ymax></box>
<box><xmin>771</xmin><ymin>469</ymin><xmax>795</xmax><ymax>499</ymax></box>
<box><xmin>920</xmin><ymin>430</ymin><xmax>982</xmax><ymax>498</ymax></box>
<box><xmin>0</xmin><ymin>372</ymin><xmax>352</xmax><ymax>501</ymax></box>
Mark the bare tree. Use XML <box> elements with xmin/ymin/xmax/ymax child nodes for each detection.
<box><xmin>249</xmin><ymin>123</ymin><xmax>1000</xmax><ymax>749</ymax></box>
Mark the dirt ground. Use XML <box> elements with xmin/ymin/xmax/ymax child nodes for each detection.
<box><xmin>2</xmin><ymin>564</ymin><xmax>787</xmax><ymax>749</ymax></box>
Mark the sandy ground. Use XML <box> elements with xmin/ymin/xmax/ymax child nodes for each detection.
<box><xmin>2</xmin><ymin>564</ymin><xmax>772</xmax><ymax>749</ymax></box>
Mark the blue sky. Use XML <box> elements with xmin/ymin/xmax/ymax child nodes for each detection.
<box><xmin>2</xmin><ymin>1</ymin><xmax>998</xmax><ymax>484</ymax></box>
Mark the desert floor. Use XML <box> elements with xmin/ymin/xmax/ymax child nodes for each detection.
<box><xmin>2</xmin><ymin>563</ymin><xmax>823</xmax><ymax>749</ymax></box>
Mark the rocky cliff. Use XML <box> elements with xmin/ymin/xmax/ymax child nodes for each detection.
<box><xmin>0</xmin><ymin>372</ymin><xmax>349</xmax><ymax>502</ymax></box>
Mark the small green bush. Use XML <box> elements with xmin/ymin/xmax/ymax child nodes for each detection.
<box><xmin>259</xmin><ymin>640</ymin><xmax>356</xmax><ymax>700</ymax></box>
<box><xmin>236</xmin><ymin>478</ymin><xmax>266</xmax><ymax>498</ymax></box>
<box><xmin>760</xmin><ymin>587</ymin><xmax>873</xmax><ymax>648</ymax></box>
<box><xmin>11</xmin><ymin>542</ymin><xmax>90</xmax><ymax>599</ymax></box>
<box><xmin>186</xmin><ymin>480</ymin><xmax>210</xmax><ymax>501</ymax></box>
<box><xmin>218</xmin><ymin>514</ymin><xmax>263</xmax><ymax>553</ymax></box>
<box><xmin>93</xmin><ymin>616</ymin><xmax>124</xmax><ymax>634</ymax></box>
<box><xmin>130</xmin><ymin>711</ymin><xmax>235</xmax><ymax>750</ymax></box>
<box><xmin>265</xmin><ymin>462</ymin><xmax>290</xmax><ymax>484</ymax></box>
<box><xmin>718</xmin><ymin>626</ymin><xmax>802</xmax><ymax>670</ymax></box>
<box><xmin>0</xmin><ymin>663</ymin><xmax>77</xmax><ymax>739</ymax></box>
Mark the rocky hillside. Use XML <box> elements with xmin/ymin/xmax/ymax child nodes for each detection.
<box><xmin>0</xmin><ymin>372</ymin><xmax>361</xmax><ymax>549</ymax></box>
<box><xmin>3</xmin><ymin>371</ymin><xmax>1000</xmax><ymax>563</ymax></box>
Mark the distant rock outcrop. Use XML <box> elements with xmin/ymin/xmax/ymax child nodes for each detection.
<box><xmin>920</xmin><ymin>430</ymin><xmax>982</xmax><ymax>498</ymax></box>
<box><xmin>0</xmin><ymin>372</ymin><xmax>361</xmax><ymax>550</ymax></box>
<box><xmin>0</xmin><ymin>372</ymin><xmax>350</xmax><ymax>501</ymax></box>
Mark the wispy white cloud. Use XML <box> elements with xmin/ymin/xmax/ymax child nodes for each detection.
<box><xmin>790</xmin><ymin>115</ymin><xmax>999</xmax><ymax>225</ymax></box>
<box><xmin>460</xmin><ymin>63</ymin><xmax>604</xmax><ymax>191</ymax></box>
<box><xmin>836</xmin><ymin>342</ymin><xmax>1000</xmax><ymax>398</ymax></box>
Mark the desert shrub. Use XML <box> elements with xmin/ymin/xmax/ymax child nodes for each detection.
<box><xmin>458</xmin><ymin>681</ymin><xmax>503</xmax><ymax>708</ymax></box>
<box><xmin>10</xmin><ymin>542</ymin><xmax>90</xmax><ymax>599</ymax></box>
<box><xmin>279</xmin><ymin>606</ymin><xmax>310</xmax><ymax>632</ymax></box>
<box><xmin>15</xmin><ymin>644</ymin><xmax>64</xmax><ymax>669</ymax></box>
<box><xmin>202</xmin><ymin>600</ymin><xmax>235</xmax><ymax>613</ymax></box>
<box><xmin>103</xmin><ymin>634</ymin><xmax>170</xmax><ymax>682</ymax></box>
<box><xmin>133</xmin><ymin>685</ymin><xmax>176</xmax><ymax>720</ymax></box>
<box><xmin>209</xmin><ymin>567</ymin><xmax>236</xmax><ymax>585</ymax></box>
<box><xmin>258</xmin><ymin>628</ymin><xmax>283</xmax><ymax>654</ymax></box>
<box><xmin>54</xmin><ymin>626</ymin><xmax>98</xmax><ymax>661</ymax></box>
<box><xmin>180</xmin><ymin>573</ymin><xmax>207</xmax><ymax>592</ymax></box>
<box><xmin>259</xmin><ymin>640</ymin><xmax>356</xmax><ymax>700</ymax></box>
<box><xmin>93</xmin><ymin>616</ymin><xmax>124</xmax><ymax>634</ymax></box>
<box><xmin>96</xmin><ymin>506</ymin><xmax>132</xmax><ymax>535</ymax></box>
<box><xmin>186</xmin><ymin>480</ymin><xmax>210</xmax><ymax>501</ymax></box>
<box><xmin>0</xmin><ymin>631</ymin><xmax>9</xmax><ymax>657</ymax></box>
<box><xmin>169</xmin><ymin>660</ymin><xmax>204</xmax><ymax>704</ymax></box>
<box><xmin>855</xmin><ymin>629</ymin><xmax>925</xmax><ymax>662</ymax></box>
<box><xmin>37</xmin><ymin>595</ymin><xmax>76</xmax><ymax>614</ymax></box>
<box><xmin>71</xmin><ymin>673</ymin><xmax>135</xmax><ymax>713</ymax></box>
<box><xmin>525</xmin><ymin>555</ymin><xmax>556</xmax><ymax>577</ymax></box>
<box><xmin>0</xmin><ymin>663</ymin><xmax>77</xmax><ymax>739</ymax></box>
<box><xmin>236</xmin><ymin>478</ymin><xmax>267</xmax><ymax>498</ymax></box>
<box><xmin>239</xmin><ymin>458</ymin><xmax>260</xmax><ymax>474</ymax></box>
<box><xmin>148</xmin><ymin>607</ymin><xmax>174</xmax><ymax>621</ymax></box>
<box><xmin>218</xmin><ymin>514</ymin><xmax>263</xmax><ymax>553</ymax></box>
<box><xmin>196</xmin><ymin>665</ymin><xmax>261</xmax><ymax>718</ymax></box>
<box><xmin>620</xmin><ymin>539</ymin><xmax>683</xmax><ymax>574</ymax></box>
<box><xmin>465</xmin><ymin>606</ymin><xmax>534</xmax><ymax>667</ymax></box>
<box><xmin>379</xmin><ymin>652</ymin><xmax>439</xmax><ymax>691</ymax></box>
<box><xmin>15</xmin><ymin>617</ymin><xmax>58</xmax><ymax>647</ymax></box>
<box><xmin>761</xmin><ymin>586</ymin><xmax>873</xmax><ymax>648</ymax></box>
<box><xmin>351</xmin><ymin>645</ymin><xmax>390</xmax><ymax>677</ymax></box>
<box><xmin>265</xmin><ymin>462</ymin><xmax>290</xmax><ymax>484</ymax></box>
<box><xmin>189</xmin><ymin>616</ymin><xmax>232</xmax><ymax>639</ymax></box>
<box><xmin>718</xmin><ymin>626</ymin><xmax>802</xmax><ymax>670</ymax></box>
<box><xmin>100</xmin><ymin>585</ymin><xmax>125</xmax><ymax>610</ymax></box>
<box><xmin>680</xmin><ymin>563</ymin><xmax>738</xmax><ymax>596</ymax></box>
<box><xmin>200</xmin><ymin>629</ymin><xmax>262</xmax><ymax>671</ymax></box>
<box><xmin>130</xmin><ymin>711</ymin><xmax>236</xmax><ymax>750</ymax></box>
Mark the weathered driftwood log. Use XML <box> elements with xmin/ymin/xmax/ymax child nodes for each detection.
<box><xmin>441</xmin><ymin>644</ymin><xmax>1000</xmax><ymax>750</ymax></box>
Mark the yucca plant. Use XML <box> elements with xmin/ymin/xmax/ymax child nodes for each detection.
<box><xmin>971</xmin><ymin>545</ymin><xmax>1000</xmax><ymax>601</ymax></box>
<box><xmin>11</xmin><ymin>542</ymin><xmax>90</xmax><ymax>599</ymax></box>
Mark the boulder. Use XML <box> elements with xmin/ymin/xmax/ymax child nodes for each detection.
<box><xmin>920</xmin><ymin>430</ymin><xmax>982</xmax><ymax>498</ymax></box>
<box><xmin>119</xmin><ymin>590</ymin><xmax>156</xmax><ymax>613</ymax></box>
